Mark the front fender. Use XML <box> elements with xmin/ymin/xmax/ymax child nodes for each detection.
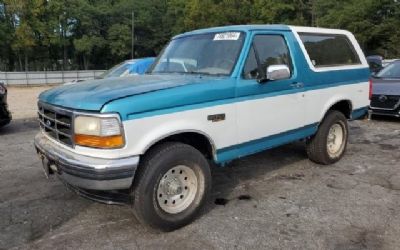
<box><xmin>125</xmin><ymin>119</ymin><xmax>216</xmax><ymax>156</ymax></box>
<box><xmin>121</xmin><ymin>104</ymin><xmax>237</xmax><ymax>158</ymax></box>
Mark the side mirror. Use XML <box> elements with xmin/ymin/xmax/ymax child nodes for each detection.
<box><xmin>266</xmin><ymin>65</ymin><xmax>291</xmax><ymax>81</ymax></box>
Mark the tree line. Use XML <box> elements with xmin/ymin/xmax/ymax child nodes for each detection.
<box><xmin>0</xmin><ymin>0</ymin><xmax>399</xmax><ymax>71</ymax></box>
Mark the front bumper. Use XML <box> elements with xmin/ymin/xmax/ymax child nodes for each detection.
<box><xmin>0</xmin><ymin>101</ymin><xmax>11</xmax><ymax>127</ymax></box>
<box><xmin>34</xmin><ymin>132</ymin><xmax>139</xmax><ymax>191</ymax></box>
<box><xmin>0</xmin><ymin>117</ymin><xmax>11</xmax><ymax>127</ymax></box>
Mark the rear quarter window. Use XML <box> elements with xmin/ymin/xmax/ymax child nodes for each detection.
<box><xmin>299</xmin><ymin>33</ymin><xmax>361</xmax><ymax>68</ymax></box>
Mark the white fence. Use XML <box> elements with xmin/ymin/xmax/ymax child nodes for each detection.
<box><xmin>0</xmin><ymin>70</ymin><xmax>106</xmax><ymax>86</ymax></box>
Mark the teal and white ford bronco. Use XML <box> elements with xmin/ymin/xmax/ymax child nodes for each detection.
<box><xmin>35</xmin><ymin>25</ymin><xmax>370</xmax><ymax>231</ymax></box>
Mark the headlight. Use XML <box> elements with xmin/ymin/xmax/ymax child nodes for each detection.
<box><xmin>74</xmin><ymin>115</ymin><xmax>124</xmax><ymax>149</ymax></box>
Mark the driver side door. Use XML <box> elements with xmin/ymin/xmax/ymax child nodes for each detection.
<box><xmin>234</xmin><ymin>32</ymin><xmax>307</xmax><ymax>156</ymax></box>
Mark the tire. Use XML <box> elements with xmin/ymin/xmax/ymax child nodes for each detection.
<box><xmin>132</xmin><ymin>142</ymin><xmax>211</xmax><ymax>231</ymax></box>
<box><xmin>306</xmin><ymin>110</ymin><xmax>349</xmax><ymax>165</ymax></box>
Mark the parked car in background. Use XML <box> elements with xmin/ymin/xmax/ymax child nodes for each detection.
<box><xmin>98</xmin><ymin>57</ymin><xmax>156</xmax><ymax>79</ymax></box>
<box><xmin>35</xmin><ymin>25</ymin><xmax>370</xmax><ymax>231</ymax></box>
<box><xmin>382</xmin><ymin>59</ymin><xmax>399</xmax><ymax>68</ymax></box>
<box><xmin>64</xmin><ymin>57</ymin><xmax>155</xmax><ymax>85</ymax></box>
<box><xmin>367</xmin><ymin>55</ymin><xmax>383</xmax><ymax>74</ymax></box>
<box><xmin>0</xmin><ymin>81</ymin><xmax>12</xmax><ymax>128</ymax></box>
<box><xmin>369</xmin><ymin>60</ymin><xmax>400</xmax><ymax>118</ymax></box>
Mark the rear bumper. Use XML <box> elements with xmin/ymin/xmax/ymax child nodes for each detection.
<box><xmin>34</xmin><ymin>132</ymin><xmax>139</xmax><ymax>191</ymax></box>
<box><xmin>369</xmin><ymin>107</ymin><xmax>400</xmax><ymax>118</ymax></box>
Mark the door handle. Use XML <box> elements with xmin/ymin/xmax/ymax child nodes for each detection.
<box><xmin>290</xmin><ymin>82</ymin><xmax>304</xmax><ymax>88</ymax></box>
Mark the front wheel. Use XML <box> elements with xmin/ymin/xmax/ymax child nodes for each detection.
<box><xmin>132</xmin><ymin>142</ymin><xmax>211</xmax><ymax>231</ymax></box>
<box><xmin>306</xmin><ymin>111</ymin><xmax>349</xmax><ymax>165</ymax></box>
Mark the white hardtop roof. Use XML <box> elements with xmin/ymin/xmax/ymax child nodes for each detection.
<box><xmin>289</xmin><ymin>26</ymin><xmax>353</xmax><ymax>36</ymax></box>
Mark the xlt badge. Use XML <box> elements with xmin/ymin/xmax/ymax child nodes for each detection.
<box><xmin>207</xmin><ymin>114</ymin><xmax>226</xmax><ymax>122</ymax></box>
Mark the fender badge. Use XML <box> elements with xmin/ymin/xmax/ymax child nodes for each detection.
<box><xmin>208</xmin><ymin>114</ymin><xmax>226</xmax><ymax>122</ymax></box>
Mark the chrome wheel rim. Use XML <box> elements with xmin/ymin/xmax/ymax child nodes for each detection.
<box><xmin>157</xmin><ymin>165</ymin><xmax>198</xmax><ymax>214</ymax></box>
<box><xmin>327</xmin><ymin>123</ymin><xmax>345</xmax><ymax>157</ymax></box>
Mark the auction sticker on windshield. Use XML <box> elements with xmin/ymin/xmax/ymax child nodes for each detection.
<box><xmin>214</xmin><ymin>32</ymin><xmax>241</xmax><ymax>41</ymax></box>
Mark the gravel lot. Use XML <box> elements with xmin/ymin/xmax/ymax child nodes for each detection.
<box><xmin>6</xmin><ymin>86</ymin><xmax>52</xmax><ymax>119</ymax></box>
<box><xmin>1</xmin><ymin>87</ymin><xmax>400</xmax><ymax>250</ymax></box>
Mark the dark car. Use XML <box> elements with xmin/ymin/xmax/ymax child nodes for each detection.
<box><xmin>369</xmin><ymin>60</ymin><xmax>400</xmax><ymax>118</ymax></box>
<box><xmin>0</xmin><ymin>81</ymin><xmax>12</xmax><ymax>127</ymax></box>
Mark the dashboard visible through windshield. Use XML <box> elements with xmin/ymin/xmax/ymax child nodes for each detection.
<box><xmin>150</xmin><ymin>32</ymin><xmax>245</xmax><ymax>76</ymax></box>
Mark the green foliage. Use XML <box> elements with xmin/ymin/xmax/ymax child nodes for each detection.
<box><xmin>74</xmin><ymin>35</ymin><xmax>105</xmax><ymax>53</ymax></box>
<box><xmin>0</xmin><ymin>0</ymin><xmax>399</xmax><ymax>71</ymax></box>
<box><xmin>107</xmin><ymin>24</ymin><xmax>131</xmax><ymax>57</ymax></box>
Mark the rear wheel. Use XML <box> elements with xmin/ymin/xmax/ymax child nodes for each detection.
<box><xmin>132</xmin><ymin>142</ymin><xmax>211</xmax><ymax>231</ymax></box>
<box><xmin>306</xmin><ymin>111</ymin><xmax>349</xmax><ymax>165</ymax></box>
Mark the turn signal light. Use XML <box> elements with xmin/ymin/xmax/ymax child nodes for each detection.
<box><xmin>369</xmin><ymin>79</ymin><xmax>373</xmax><ymax>100</ymax></box>
<box><xmin>75</xmin><ymin>134</ymin><xmax>124</xmax><ymax>149</ymax></box>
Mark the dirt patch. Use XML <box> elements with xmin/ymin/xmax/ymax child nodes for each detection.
<box><xmin>7</xmin><ymin>86</ymin><xmax>52</xmax><ymax>119</ymax></box>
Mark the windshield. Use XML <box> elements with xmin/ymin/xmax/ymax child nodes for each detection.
<box><xmin>99</xmin><ymin>61</ymin><xmax>137</xmax><ymax>79</ymax></box>
<box><xmin>376</xmin><ymin>61</ymin><xmax>400</xmax><ymax>78</ymax></box>
<box><xmin>150</xmin><ymin>32</ymin><xmax>245</xmax><ymax>76</ymax></box>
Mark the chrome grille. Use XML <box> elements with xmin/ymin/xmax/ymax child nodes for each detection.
<box><xmin>38</xmin><ymin>102</ymin><xmax>74</xmax><ymax>147</ymax></box>
<box><xmin>370</xmin><ymin>95</ymin><xmax>400</xmax><ymax>110</ymax></box>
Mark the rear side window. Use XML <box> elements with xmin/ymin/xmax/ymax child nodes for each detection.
<box><xmin>299</xmin><ymin>33</ymin><xmax>361</xmax><ymax>68</ymax></box>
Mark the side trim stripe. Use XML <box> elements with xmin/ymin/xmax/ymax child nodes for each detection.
<box><xmin>126</xmin><ymin>80</ymin><xmax>368</xmax><ymax>121</ymax></box>
<box><xmin>215</xmin><ymin>123</ymin><xmax>319</xmax><ymax>163</ymax></box>
<box><xmin>351</xmin><ymin>106</ymin><xmax>368</xmax><ymax>120</ymax></box>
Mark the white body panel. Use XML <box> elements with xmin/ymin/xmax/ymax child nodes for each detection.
<box><xmin>304</xmin><ymin>82</ymin><xmax>369</xmax><ymax>124</ymax></box>
<box><xmin>236</xmin><ymin>91</ymin><xmax>306</xmax><ymax>144</ymax></box>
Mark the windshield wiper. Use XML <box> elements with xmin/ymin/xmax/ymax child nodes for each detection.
<box><xmin>155</xmin><ymin>71</ymin><xmax>204</xmax><ymax>75</ymax></box>
<box><xmin>151</xmin><ymin>70</ymin><xmax>227</xmax><ymax>77</ymax></box>
<box><xmin>186</xmin><ymin>71</ymin><xmax>227</xmax><ymax>77</ymax></box>
<box><xmin>150</xmin><ymin>71</ymin><xmax>186</xmax><ymax>75</ymax></box>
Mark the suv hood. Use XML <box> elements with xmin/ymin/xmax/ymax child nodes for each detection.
<box><xmin>39</xmin><ymin>75</ymin><xmax>203</xmax><ymax>111</ymax></box>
